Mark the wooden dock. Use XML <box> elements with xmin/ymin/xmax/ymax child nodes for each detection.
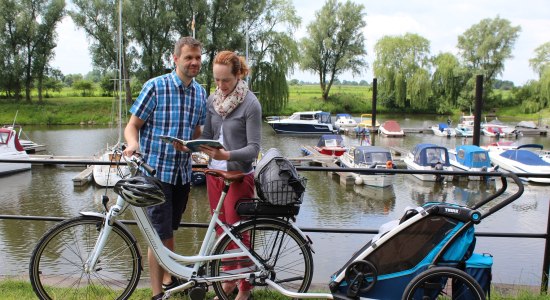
<box><xmin>29</xmin><ymin>154</ymin><xmax>94</xmax><ymax>166</ymax></box>
<box><xmin>72</xmin><ymin>166</ymin><xmax>94</xmax><ymax>186</ymax></box>
<box><xmin>289</xmin><ymin>145</ymin><xmax>339</xmax><ymax>165</ymax></box>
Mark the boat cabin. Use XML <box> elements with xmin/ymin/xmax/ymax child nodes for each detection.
<box><xmin>317</xmin><ymin>134</ymin><xmax>344</xmax><ymax>147</ymax></box>
<box><xmin>411</xmin><ymin>143</ymin><xmax>450</xmax><ymax>166</ymax></box>
<box><xmin>288</xmin><ymin>111</ymin><xmax>332</xmax><ymax>124</ymax></box>
<box><xmin>352</xmin><ymin>146</ymin><xmax>393</xmax><ymax>166</ymax></box>
<box><xmin>454</xmin><ymin>145</ymin><xmax>491</xmax><ymax>168</ymax></box>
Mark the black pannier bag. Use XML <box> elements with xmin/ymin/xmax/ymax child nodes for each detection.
<box><xmin>254</xmin><ymin>148</ymin><xmax>307</xmax><ymax>205</ymax></box>
<box><xmin>236</xmin><ymin>148</ymin><xmax>307</xmax><ymax>218</ymax></box>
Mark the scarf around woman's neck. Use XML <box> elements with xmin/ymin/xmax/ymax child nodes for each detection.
<box><xmin>213</xmin><ymin>79</ymin><xmax>248</xmax><ymax>118</ymax></box>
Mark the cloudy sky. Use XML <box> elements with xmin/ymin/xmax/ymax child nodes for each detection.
<box><xmin>52</xmin><ymin>0</ymin><xmax>550</xmax><ymax>85</ymax></box>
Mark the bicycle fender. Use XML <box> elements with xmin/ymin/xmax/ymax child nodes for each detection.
<box><xmin>78</xmin><ymin>211</ymin><xmax>143</xmax><ymax>269</ymax></box>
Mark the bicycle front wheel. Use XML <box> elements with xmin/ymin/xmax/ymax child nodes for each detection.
<box><xmin>210</xmin><ymin>218</ymin><xmax>314</xmax><ymax>300</ymax></box>
<box><xmin>29</xmin><ymin>215</ymin><xmax>142</xmax><ymax>300</ymax></box>
<box><xmin>402</xmin><ymin>266</ymin><xmax>485</xmax><ymax>300</ymax></box>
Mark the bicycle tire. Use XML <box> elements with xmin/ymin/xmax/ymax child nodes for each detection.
<box><xmin>402</xmin><ymin>266</ymin><xmax>485</xmax><ymax>300</ymax></box>
<box><xmin>210</xmin><ymin>218</ymin><xmax>313</xmax><ymax>300</ymax></box>
<box><xmin>29</xmin><ymin>215</ymin><xmax>142</xmax><ymax>300</ymax></box>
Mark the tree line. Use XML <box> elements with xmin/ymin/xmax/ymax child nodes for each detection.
<box><xmin>1</xmin><ymin>0</ymin><xmax>549</xmax><ymax>115</ymax></box>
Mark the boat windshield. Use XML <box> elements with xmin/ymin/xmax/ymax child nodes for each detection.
<box><xmin>356</xmin><ymin>150</ymin><xmax>391</xmax><ymax>164</ymax></box>
<box><xmin>0</xmin><ymin>131</ymin><xmax>10</xmax><ymax>144</ymax></box>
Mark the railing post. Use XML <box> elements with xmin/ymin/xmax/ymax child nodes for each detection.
<box><xmin>473</xmin><ymin>74</ymin><xmax>483</xmax><ymax>147</ymax></box>
<box><xmin>541</xmin><ymin>202</ymin><xmax>550</xmax><ymax>294</ymax></box>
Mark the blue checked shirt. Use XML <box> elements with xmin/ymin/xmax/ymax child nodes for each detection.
<box><xmin>130</xmin><ymin>71</ymin><xmax>207</xmax><ymax>184</ymax></box>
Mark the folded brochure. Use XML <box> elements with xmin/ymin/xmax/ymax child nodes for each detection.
<box><xmin>159</xmin><ymin>135</ymin><xmax>224</xmax><ymax>152</ymax></box>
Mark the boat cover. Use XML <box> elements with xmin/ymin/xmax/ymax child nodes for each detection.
<box><xmin>383</xmin><ymin>120</ymin><xmax>401</xmax><ymax>132</ymax></box>
<box><xmin>353</xmin><ymin>146</ymin><xmax>392</xmax><ymax>164</ymax></box>
<box><xmin>411</xmin><ymin>143</ymin><xmax>450</xmax><ymax>166</ymax></box>
<box><xmin>317</xmin><ymin>134</ymin><xmax>344</xmax><ymax>147</ymax></box>
<box><xmin>500</xmin><ymin>150</ymin><xmax>550</xmax><ymax>166</ymax></box>
<box><xmin>455</xmin><ymin>145</ymin><xmax>491</xmax><ymax>168</ymax></box>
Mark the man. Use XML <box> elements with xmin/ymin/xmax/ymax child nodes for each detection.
<box><xmin>123</xmin><ymin>36</ymin><xmax>207</xmax><ymax>300</ymax></box>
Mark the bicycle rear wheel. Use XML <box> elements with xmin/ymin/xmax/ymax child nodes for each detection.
<box><xmin>29</xmin><ymin>215</ymin><xmax>141</xmax><ymax>300</ymax></box>
<box><xmin>402</xmin><ymin>266</ymin><xmax>485</xmax><ymax>300</ymax></box>
<box><xmin>210</xmin><ymin>218</ymin><xmax>313</xmax><ymax>300</ymax></box>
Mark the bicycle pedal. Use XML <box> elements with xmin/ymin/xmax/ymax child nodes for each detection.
<box><xmin>188</xmin><ymin>286</ymin><xmax>206</xmax><ymax>300</ymax></box>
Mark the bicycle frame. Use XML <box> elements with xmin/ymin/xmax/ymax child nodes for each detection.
<box><xmin>83</xmin><ymin>177</ymin><xmax>332</xmax><ymax>298</ymax></box>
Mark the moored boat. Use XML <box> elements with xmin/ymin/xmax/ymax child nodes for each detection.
<box><xmin>379</xmin><ymin>120</ymin><xmax>404</xmax><ymax>137</ymax></box>
<box><xmin>448</xmin><ymin>145</ymin><xmax>497</xmax><ymax>180</ymax></box>
<box><xmin>333</xmin><ymin>113</ymin><xmax>357</xmax><ymax>131</ymax></box>
<box><xmin>0</xmin><ymin>127</ymin><xmax>31</xmax><ymax>176</ymax></box>
<box><xmin>488</xmin><ymin>144</ymin><xmax>550</xmax><ymax>184</ymax></box>
<box><xmin>267</xmin><ymin>111</ymin><xmax>335</xmax><ymax>134</ymax></box>
<box><xmin>455</xmin><ymin>125</ymin><xmax>474</xmax><ymax>137</ymax></box>
<box><xmin>431</xmin><ymin>123</ymin><xmax>456</xmax><ymax>137</ymax></box>
<box><xmin>338</xmin><ymin>145</ymin><xmax>395</xmax><ymax>187</ymax></box>
<box><xmin>403</xmin><ymin>143</ymin><xmax>453</xmax><ymax>182</ymax></box>
<box><xmin>313</xmin><ymin>134</ymin><xmax>347</xmax><ymax>156</ymax></box>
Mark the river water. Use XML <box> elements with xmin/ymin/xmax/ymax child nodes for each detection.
<box><xmin>1</xmin><ymin>116</ymin><xmax>549</xmax><ymax>289</ymax></box>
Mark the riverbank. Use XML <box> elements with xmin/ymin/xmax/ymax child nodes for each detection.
<box><xmin>2</xmin><ymin>85</ymin><xmax>548</xmax><ymax>125</ymax></box>
<box><xmin>0</xmin><ymin>277</ymin><xmax>546</xmax><ymax>300</ymax></box>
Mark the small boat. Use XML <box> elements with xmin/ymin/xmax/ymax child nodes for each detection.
<box><xmin>267</xmin><ymin>111</ymin><xmax>335</xmax><ymax>134</ymax></box>
<box><xmin>458</xmin><ymin>114</ymin><xmax>475</xmax><ymax>128</ymax></box>
<box><xmin>488</xmin><ymin>144</ymin><xmax>550</xmax><ymax>184</ymax></box>
<box><xmin>483</xmin><ymin>118</ymin><xmax>515</xmax><ymax>135</ymax></box>
<box><xmin>403</xmin><ymin>143</ymin><xmax>453</xmax><ymax>182</ymax></box>
<box><xmin>2</xmin><ymin>125</ymin><xmax>46</xmax><ymax>153</ymax></box>
<box><xmin>378</xmin><ymin>120</ymin><xmax>404</xmax><ymax>137</ymax></box>
<box><xmin>0</xmin><ymin>127</ymin><xmax>31</xmax><ymax>176</ymax></box>
<box><xmin>482</xmin><ymin>141</ymin><xmax>518</xmax><ymax>151</ymax></box>
<box><xmin>92</xmin><ymin>12</ymin><xmax>130</xmax><ymax>187</ymax></box>
<box><xmin>455</xmin><ymin>125</ymin><xmax>474</xmax><ymax>137</ymax></box>
<box><xmin>482</xmin><ymin>125</ymin><xmax>506</xmax><ymax>137</ymax></box>
<box><xmin>431</xmin><ymin>123</ymin><xmax>456</xmax><ymax>137</ymax></box>
<box><xmin>333</xmin><ymin>113</ymin><xmax>357</xmax><ymax>131</ymax></box>
<box><xmin>448</xmin><ymin>145</ymin><xmax>497</xmax><ymax>180</ymax></box>
<box><xmin>338</xmin><ymin>146</ymin><xmax>395</xmax><ymax>187</ymax></box>
<box><xmin>313</xmin><ymin>134</ymin><xmax>346</xmax><ymax>156</ymax></box>
<box><xmin>357</xmin><ymin>114</ymin><xmax>380</xmax><ymax>129</ymax></box>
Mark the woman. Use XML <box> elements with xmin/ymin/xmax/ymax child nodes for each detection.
<box><xmin>199</xmin><ymin>50</ymin><xmax>262</xmax><ymax>300</ymax></box>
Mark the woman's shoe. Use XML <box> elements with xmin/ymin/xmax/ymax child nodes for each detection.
<box><xmin>151</xmin><ymin>292</ymin><xmax>164</xmax><ymax>300</ymax></box>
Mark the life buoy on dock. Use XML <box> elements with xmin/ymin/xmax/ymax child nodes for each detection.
<box><xmin>386</xmin><ymin>160</ymin><xmax>393</xmax><ymax>169</ymax></box>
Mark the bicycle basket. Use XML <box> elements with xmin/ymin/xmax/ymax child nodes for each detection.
<box><xmin>259</xmin><ymin>177</ymin><xmax>307</xmax><ymax>205</ymax></box>
<box><xmin>255</xmin><ymin>148</ymin><xmax>307</xmax><ymax>205</ymax></box>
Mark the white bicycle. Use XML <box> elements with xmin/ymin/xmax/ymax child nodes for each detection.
<box><xmin>28</xmin><ymin>154</ymin><xmax>318</xmax><ymax>300</ymax></box>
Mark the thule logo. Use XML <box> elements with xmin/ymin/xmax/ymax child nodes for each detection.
<box><xmin>445</xmin><ymin>208</ymin><xmax>459</xmax><ymax>214</ymax></box>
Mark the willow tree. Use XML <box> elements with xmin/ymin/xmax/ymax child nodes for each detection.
<box><xmin>529</xmin><ymin>42</ymin><xmax>550</xmax><ymax>78</ymax></box>
<box><xmin>457</xmin><ymin>16</ymin><xmax>521</xmax><ymax>109</ymax></box>
<box><xmin>245</xmin><ymin>0</ymin><xmax>300</xmax><ymax>114</ymax></box>
<box><xmin>431</xmin><ymin>52</ymin><xmax>466</xmax><ymax>113</ymax></box>
<box><xmin>300</xmin><ymin>0</ymin><xmax>367</xmax><ymax>101</ymax></box>
<box><xmin>373</xmin><ymin>33</ymin><xmax>431</xmax><ymax>109</ymax></box>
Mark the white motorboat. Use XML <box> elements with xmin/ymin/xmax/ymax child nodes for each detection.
<box><xmin>448</xmin><ymin>145</ymin><xmax>498</xmax><ymax>180</ymax></box>
<box><xmin>431</xmin><ymin>123</ymin><xmax>456</xmax><ymax>137</ymax></box>
<box><xmin>338</xmin><ymin>146</ymin><xmax>395</xmax><ymax>187</ymax></box>
<box><xmin>267</xmin><ymin>111</ymin><xmax>335</xmax><ymax>134</ymax></box>
<box><xmin>403</xmin><ymin>143</ymin><xmax>453</xmax><ymax>182</ymax></box>
<box><xmin>333</xmin><ymin>113</ymin><xmax>357</xmax><ymax>131</ymax></box>
<box><xmin>0</xmin><ymin>127</ymin><xmax>31</xmax><ymax>175</ymax></box>
<box><xmin>455</xmin><ymin>125</ymin><xmax>474</xmax><ymax>137</ymax></box>
<box><xmin>488</xmin><ymin>144</ymin><xmax>550</xmax><ymax>184</ymax></box>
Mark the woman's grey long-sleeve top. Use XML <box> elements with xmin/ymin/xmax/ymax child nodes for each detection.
<box><xmin>200</xmin><ymin>90</ymin><xmax>262</xmax><ymax>173</ymax></box>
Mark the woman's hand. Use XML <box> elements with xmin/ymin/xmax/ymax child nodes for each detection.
<box><xmin>200</xmin><ymin>145</ymin><xmax>229</xmax><ymax>160</ymax></box>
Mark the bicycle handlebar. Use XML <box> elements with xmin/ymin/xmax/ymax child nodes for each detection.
<box><xmin>129</xmin><ymin>154</ymin><xmax>156</xmax><ymax>176</ymax></box>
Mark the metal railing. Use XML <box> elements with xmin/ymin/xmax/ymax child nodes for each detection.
<box><xmin>0</xmin><ymin>159</ymin><xmax>549</xmax><ymax>294</ymax></box>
